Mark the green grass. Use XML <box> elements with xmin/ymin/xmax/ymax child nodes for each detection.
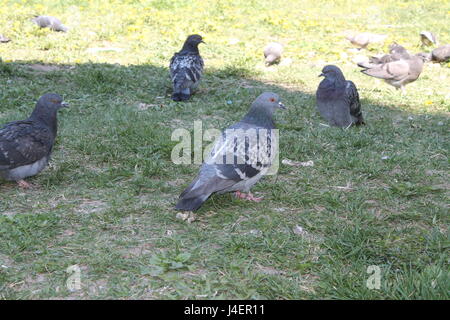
<box><xmin>0</xmin><ymin>0</ymin><xmax>449</xmax><ymax>299</ymax></box>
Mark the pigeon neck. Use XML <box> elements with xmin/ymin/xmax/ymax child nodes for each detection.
<box><xmin>242</xmin><ymin>106</ymin><xmax>275</xmax><ymax>129</ymax></box>
<box><xmin>30</xmin><ymin>106</ymin><xmax>58</xmax><ymax>135</ymax></box>
<box><xmin>181</xmin><ymin>42</ymin><xmax>199</xmax><ymax>54</ymax></box>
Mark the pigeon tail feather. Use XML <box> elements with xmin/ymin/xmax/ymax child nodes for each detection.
<box><xmin>175</xmin><ymin>196</ymin><xmax>208</xmax><ymax>211</ymax></box>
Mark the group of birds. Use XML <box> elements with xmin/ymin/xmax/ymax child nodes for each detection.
<box><xmin>1</xmin><ymin>16</ymin><xmax>449</xmax><ymax>212</ymax></box>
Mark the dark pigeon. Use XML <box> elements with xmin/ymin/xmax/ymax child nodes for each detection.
<box><xmin>0</xmin><ymin>93</ymin><xmax>68</xmax><ymax>188</ymax></box>
<box><xmin>175</xmin><ymin>92</ymin><xmax>286</xmax><ymax>211</ymax></box>
<box><xmin>32</xmin><ymin>15</ymin><xmax>68</xmax><ymax>32</ymax></box>
<box><xmin>169</xmin><ymin>34</ymin><xmax>204</xmax><ymax>101</ymax></box>
<box><xmin>316</xmin><ymin>65</ymin><xmax>364</xmax><ymax>128</ymax></box>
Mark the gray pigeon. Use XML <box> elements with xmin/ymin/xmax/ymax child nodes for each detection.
<box><xmin>359</xmin><ymin>53</ymin><xmax>427</xmax><ymax>93</ymax></box>
<box><xmin>316</xmin><ymin>65</ymin><xmax>364</xmax><ymax>128</ymax></box>
<box><xmin>175</xmin><ymin>92</ymin><xmax>286</xmax><ymax>211</ymax></box>
<box><xmin>0</xmin><ymin>34</ymin><xmax>11</xmax><ymax>43</ymax></box>
<box><xmin>430</xmin><ymin>44</ymin><xmax>450</xmax><ymax>62</ymax></box>
<box><xmin>357</xmin><ymin>43</ymin><xmax>410</xmax><ymax>68</ymax></box>
<box><xmin>169</xmin><ymin>34</ymin><xmax>204</xmax><ymax>101</ymax></box>
<box><xmin>0</xmin><ymin>93</ymin><xmax>68</xmax><ymax>188</ymax></box>
<box><xmin>264</xmin><ymin>42</ymin><xmax>283</xmax><ymax>65</ymax></box>
<box><xmin>32</xmin><ymin>15</ymin><xmax>68</xmax><ymax>32</ymax></box>
<box><xmin>346</xmin><ymin>32</ymin><xmax>387</xmax><ymax>49</ymax></box>
<box><xmin>420</xmin><ymin>31</ymin><xmax>438</xmax><ymax>47</ymax></box>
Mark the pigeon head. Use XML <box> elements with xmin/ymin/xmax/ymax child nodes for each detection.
<box><xmin>319</xmin><ymin>65</ymin><xmax>346</xmax><ymax>83</ymax></box>
<box><xmin>252</xmin><ymin>92</ymin><xmax>286</xmax><ymax>111</ymax></box>
<box><xmin>36</xmin><ymin>93</ymin><xmax>69</xmax><ymax>111</ymax></box>
<box><xmin>415</xmin><ymin>52</ymin><xmax>431</xmax><ymax>62</ymax></box>
<box><xmin>243</xmin><ymin>92</ymin><xmax>285</xmax><ymax>128</ymax></box>
<box><xmin>181</xmin><ymin>34</ymin><xmax>205</xmax><ymax>53</ymax></box>
<box><xmin>30</xmin><ymin>93</ymin><xmax>68</xmax><ymax>129</ymax></box>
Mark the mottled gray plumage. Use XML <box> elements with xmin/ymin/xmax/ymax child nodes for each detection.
<box><xmin>0</xmin><ymin>94</ymin><xmax>68</xmax><ymax>185</ymax></box>
<box><xmin>175</xmin><ymin>92</ymin><xmax>285</xmax><ymax>211</ymax></box>
<box><xmin>316</xmin><ymin>65</ymin><xmax>364</xmax><ymax>128</ymax></box>
<box><xmin>264</xmin><ymin>42</ymin><xmax>283</xmax><ymax>65</ymax></box>
<box><xmin>420</xmin><ymin>31</ymin><xmax>438</xmax><ymax>47</ymax></box>
<box><xmin>430</xmin><ymin>44</ymin><xmax>450</xmax><ymax>62</ymax></box>
<box><xmin>32</xmin><ymin>15</ymin><xmax>68</xmax><ymax>32</ymax></box>
<box><xmin>0</xmin><ymin>34</ymin><xmax>11</xmax><ymax>43</ymax></box>
<box><xmin>169</xmin><ymin>34</ymin><xmax>204</xmax><ymax>101</ymax></box>
<box><xmin>359</xmin><ymin>53</ymin><xmax>426</xmax><ymax>93</ymax></box>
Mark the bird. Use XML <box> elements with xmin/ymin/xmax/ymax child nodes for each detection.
<box><xmin>359</xmin><ymin>53</ymin><xmax>427</xmax><ymax>94</ymax></box>
<box><xmin>32</xmin><ymin>15</ymin><xmax>68</xmax><ymax>32</ymax></box>
<box><xmin>175</xmin><ymin>92</ymin><xmax>286</xmax><ymax>211</ymax></box>
<box><xmin>420</xmin><ymin>31</ymin><xmax>438</xmax><ymax>47</ymax></box>
<box><xmin>430</xmin><ymin>44</ymin><xmax>450</xmax><ymax>62</ymax></box>
<box><xmin>264</xmin><ymin>42</ymin><xmax>283</xmax><ymax>66</ymax></box>
<box><xmin>169</xmin><ymin>34</ymin><xmax>204</xmax><ymax>101</ymax></box>
<box><xmin>316</xmin><ymin>65</ymin><xmax>364</xmax><ymax>128</ymax></box>
<box><xmin>0</xmin><ymin>93</ymin><xmax>68</xmax><ymax>188</ymax></box>
<box><xmin>357</xmin><ymin>43</ymin><xmax>410</xmax><ymax>68</ymax></box>
<box><xmin>345</xmin><ymin>32</ymin><xmax>387</xmax><ymax>49</ymax></box>
<box><xmin>0</xmin><ymin>34</ymin><xmax>11</xmax><ymax>43</ymax></box>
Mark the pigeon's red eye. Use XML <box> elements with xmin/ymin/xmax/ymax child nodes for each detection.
<box><xmin>270</xmin><ymin>98</ymin><xmax>275</xmax><ymax>102</ymax></box>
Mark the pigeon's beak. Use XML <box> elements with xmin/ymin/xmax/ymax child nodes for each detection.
<box><xmin>319</xmin><ymin>73</ymin><xmax>325</xmax><ymax>77</ymax></box>
<box><xmin>200</xmin><ymin>40</ymin><xmax>206</xmax><ymax>44</ymax></box>
<box><xmin>278</xmin><ymin>102</ymin><xmax>286</xmax><ymax>110</ymax></box>
<box><xmin>60</xmin><ymin>101</ymin><xmax>69</xmax><ymax>108</ymax></box>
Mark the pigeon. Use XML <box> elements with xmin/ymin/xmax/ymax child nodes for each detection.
<box><xmin>0</xmin><ymin>34</ymin><xmax>11</xmax><ymax>43</ymax></box>
<box><xmin>32</xmin><ymin>15</ymin><xmax>68</xmax><ymax>32</ymax></box>
<box><xmin>420</xmin><ymin>31</ymin><xmax>438</xmax><ymax>47</ymax></box>
<box><xmin>359</xmin><ymin>53</ymin><xmax>427</xmax><ymax>94</ymax></box>
<box><xmin>357</xmin><ymin>43</ymin><xmax>410</xmax><ymax>68</ymax></box>
<box><xmin>346</xmin><ymin>32</ymin><xmax>387</xmax><ymax>49</ymax></box>
<box><xmin>316</xmin><ymin>65</ymin><xmax>364</xmax><ymax>128</ymax></box>
<box><xmin>169</xmin><ymin>34</ymin><xmax>204</xmax><ymax>101</ymax></box>
<box><xmin>175</xmin><ymin>92</ymin><xmax>285</xmax><ymax>211</ymax></box>
<box><xmin>430</xmin><ymin>44</ymin><xmax>450</xmax><ymax>62</ymax></box>
<box><xmin>0</xmin><ymin>93</ymin><xmax>68</xmax><ymax>188</ymax></box>
<box><xmin>264</xmin><ymin>42</ymin><xmax>283</xmax><ymax>66</ymax></box>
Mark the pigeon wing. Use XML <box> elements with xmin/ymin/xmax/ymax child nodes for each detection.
<box><xmin>362</xmin><ymin>60</ymin><xmax>410</xmax><ymax>81</ymax></box>
<box><xmin>0</xmin><ymin>120</ymin><xmax>53</xmax><ymax>170</ymax></box>
<box><xmin>346</xmin><ymin>81</ymin><xmax>364</xmax><ymax>124</ymax></box>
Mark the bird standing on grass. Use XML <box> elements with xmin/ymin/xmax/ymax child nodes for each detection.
<box><xmin>430</xmin><ymin>45</ymin><xmax>450</xmax><ymax>63</ymax></box>
<box><xmin>0</xmin><ymin>94</ymin><xmax>68</xmax><ymax>188</ymax></box>
<box><xmin>345</xmin><ymin>32</ymin><xmax>387</xmax><ymax>49</ymax></box>
<box><xmin>175</xmin><ymin>92</ymin><xmax>286</xmax><ymax>211</ymax></box>
<box><xmin>169</xmin><ymin>34</ymin><xmax>204</xmax><ymax>101</ymax></box>
<box><xmin>358</xmin><ymin>53</ymin><xmax>427</xmax><ymax>94</ymax></box>
<box><xmin>316</xmin><ymin>65</ymin><xmax>364</xmax><ymax>128</ymax></box>
<box><xmin>420</xmin><ymin>31</ymin><xmax>438</xmax><ymax>47</ymax></box>
<box><xmin>32</xmin><ymin>15</ymin><xmax>68</xmax><ymax>32</ymax></box>
<box><xmin>264</xmin><ymin>42</ymin><xmax>283</xmax><ymax>66</ymax></box>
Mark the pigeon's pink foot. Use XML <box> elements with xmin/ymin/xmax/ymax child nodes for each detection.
<box><xmin>17</xmin><ymin>180</ymin><xmax>32</xmax><ymax>189</ymax></box>
<box><xmin>245</xmin><ymin>192</ymin><xmax>263</xmax><ymax>202</ymax></box>
<box><xmin>235</xmin><ymin>191</ymin><xmax>263</xmax><ymax>202</ymax></box>
<box><xmin>235</xmin><ymin>191</ymin><xmax>248</xmax><ymax>199</ymax></box>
